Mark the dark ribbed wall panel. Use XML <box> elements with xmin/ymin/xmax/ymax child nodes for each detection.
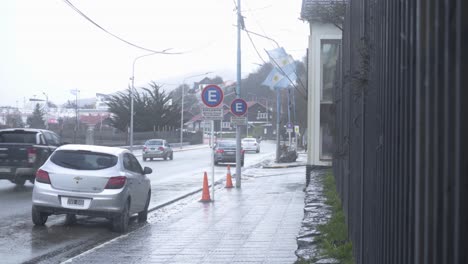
<box><xmin>332</xmin><ymin>0</ymin><xmax>467</xmax><ymax>263</ymax></box>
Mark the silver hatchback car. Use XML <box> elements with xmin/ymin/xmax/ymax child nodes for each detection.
<box><xmin>31</xmin><ymin>144</ymin><xmax>152</xmax><ymax>233</ymax></box>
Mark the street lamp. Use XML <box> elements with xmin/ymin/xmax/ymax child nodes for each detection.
<box><xmin>129</xmin><ymin>52</ymin><xmax>167</xmax><ymax>152</ymax></box>
<box><xmin>42</xmin><ymin>92</ymin><xmax>49</xmax><ymax>129</ymax></box>
<box><xmin>179</xmin><ymin>72</ymin><xmax>212</xmax><ymax>149</ymax></box>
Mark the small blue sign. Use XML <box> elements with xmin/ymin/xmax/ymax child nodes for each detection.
<box><xmin>201</xmin><ymin>85</ymin><xmax>224</xmax><ymax>108</ymax></box>
<box><xmin>287</xmin><ymin>122</ymin><xmax>293</xmax><ymax>129</ymax></box>
<box><xmin>231</xmin><ymin>98</ymin><xmax>248</xmax><ymax>117</ymax></box>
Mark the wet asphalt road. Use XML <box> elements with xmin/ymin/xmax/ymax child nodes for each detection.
<box><xmin>0</xmin><ymin>142</ymin><xmax>275</xmax><ymax>264</ymax></box>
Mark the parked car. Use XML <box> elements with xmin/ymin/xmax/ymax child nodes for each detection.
<box><xmin>241</xmin><ymin>137</ymin><xmax>260</xmax><ymax>153</ymax></box>
<box><xmin>213</xmin><ymin>140</ymin><xmax>245</xmax><ymax>166</ymax></box>
<box><xmin>0</xmin><ymin>128</ymin><xmax>62</xmax><ymax>186</ymax></box>
<box><xmin>142</xmin><ymin>139</ymin><xmax>173</xmax><ymax>161</ymax></box>
<box><xmin>31</xmin><ymin>144</ymin><xmax>152</xmax><ymax>233</ymax></box>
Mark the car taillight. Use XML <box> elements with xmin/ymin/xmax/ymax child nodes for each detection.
<box><xmin>36</xmin><ymin>169</ymin><xmax>51</xmax><ymax>184</ymax></box>
<box><xmin>105</xmin><ymin>176</ymin><xmax>126</xmax><ymax>189</ymax></box>
<box><xmin>241</xmin><ymin>150</ymin><xmax>245</xmax><ymax>155</ymax></box>
<box><xmin>27</xmin><ymin>147</ymin><xmax>37</xmax><ymax>163</ymax></box>
<box><xmin>158</xmin><ymin>147</ymin><xmax>164</xmax><ymax>151</ymax></box>
<box><xmin>143</xmin><ymin>146</ymin><xmax>147</xmax><ymax>151</ymax></box>
<box><xmin>216</xmin><ymin>149</ymin><xmax>224</xmax><ymax>153</ymax></box>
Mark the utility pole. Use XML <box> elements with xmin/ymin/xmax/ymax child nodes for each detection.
<box><xmin>235</xmin><ymin>0</ymin><xmax>242</xmax><ymax>188</ymax></box>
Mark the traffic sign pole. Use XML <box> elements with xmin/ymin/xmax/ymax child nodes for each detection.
<box><xmin>200</xmin><ymin>84</ymin><xmax>224</xmax><ymax>201</ymax></box>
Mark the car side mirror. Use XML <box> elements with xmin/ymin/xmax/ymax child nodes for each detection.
<box><xmin>143</xmin><ymin>167</ymin><xmax>153</xmax><ymax>175</ymax></box>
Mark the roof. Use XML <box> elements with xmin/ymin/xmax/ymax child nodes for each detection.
<box><xmin>0</xmin><ymin>128</ymin><xmax>49</xmax><ymax>133</ymax></box>
<box><xmin>56</xmin><ymin>144</ymin><xmax>127</xmax><ymax>156</ymax></box>
<box><xmin>301</xmin><ymin>0</ymin><xmax>347</xmax><ymax>23</ymax></box>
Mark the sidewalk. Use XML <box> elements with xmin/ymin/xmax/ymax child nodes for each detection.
<box><xmin>63</xmin><ymin>164</ymin><xmax>306</xmax><ymax>264</ymax></box>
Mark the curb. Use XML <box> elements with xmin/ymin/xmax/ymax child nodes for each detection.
<box><xmin>263</xmin><ymin>163</ymin><xmax>307</xmax><ymax>169</ymax></box>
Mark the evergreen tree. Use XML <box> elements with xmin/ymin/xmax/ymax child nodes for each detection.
<box><xmin>107</xmin><ymin>82</ymin><xmax>182</xmax><ymax>132</ymax></box>
<box><xmin>27</xmin><ymin>104</ymin><xmax>45</xmax><ymax>129</ymax></box>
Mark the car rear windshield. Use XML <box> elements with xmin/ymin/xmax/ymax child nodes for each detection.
<box><xmin>51</xmin><ymin>150</ymin><xmax>118</xmax><ymax>170</ymax></box>
<box><xmin>218</xmin><ymin>142</ymin><xmax>236</xmax><ymax>148</ymax></box>
<box><xmin>145</xmin><ymin>140</ymin><xmax>163</xmax><ymax>146</ymax></box>
<box><xmin>243</xmin><ymin>138</ymin><xmax>256</xmax><ymax>142</ymax></box>
<box><xmin>0</xmin><ymin>131</ymin><xmax>37</xmax><ymax>144</ymax></box>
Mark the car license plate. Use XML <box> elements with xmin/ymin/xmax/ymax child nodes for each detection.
<box><xmin>226</xmin><ymin>151</ymin><xmax>234</xmax><ymax>155</ymax></box>
<box><xmin>0</xmin><ymin>167</ymin><xmax>11</xmax><ymax>173</ymax></box>
<box><xmin>67</xmin><ymin>198</ymin><xmax>85</xmax><ymax>206</ymax></box>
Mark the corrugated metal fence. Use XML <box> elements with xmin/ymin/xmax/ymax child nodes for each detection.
<box><xmin>332</xmin><ymin>0</ymin><xmax>467</xmax><ymax>263</ymax></box>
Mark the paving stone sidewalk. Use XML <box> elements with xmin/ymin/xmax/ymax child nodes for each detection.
<box><xmin>63</xmin><ymin>167</ymin><xmax>306</xmax><ymax>264</ymax></box>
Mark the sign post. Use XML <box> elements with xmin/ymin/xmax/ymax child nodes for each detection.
<box><xmin>230</xmin><ymin>98</ymin><xmax>248</xmax><ymax>187</ymax></box>
<box><xmin>201</xmin><ymin>85</ymin><xmax>224</xmax><ymax>201</ymax></box>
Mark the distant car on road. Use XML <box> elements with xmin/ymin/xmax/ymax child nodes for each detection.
<box><xmin>241</xmin><ymin>138</ymin><xmax>260</xmax><ymax>153</ymax></box>
<box><xmin>31</xmin><ymin>144</ymin><xmax>153</xmax><ymax>233</ymax></box>
<box><xmin>213</xmin><ymin>140</ymin><xmax>245</xmax><ymax>166</ymax></box>
<box><xmin>142</xmin><ymin>139</ymin><xmax>173</xmax><ymax>161</ymax></box>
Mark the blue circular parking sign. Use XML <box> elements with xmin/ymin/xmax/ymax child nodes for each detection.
<box><xmin>230</xmin><ymin>98</ymin><xmax>248</xmax><ymax>116</ymax></box>
<box><xmin>201</xmin><ymin>85</ymin><xmax>224</xmax><ymax>108</ymax></box>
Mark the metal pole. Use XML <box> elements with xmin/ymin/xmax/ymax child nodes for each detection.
<box><xmin>276</xmin><ymin>88</ymin><xmax>281</xmax><ymax>162</ymax></box>
<box><xmin>130</xmin><ymin>75</ymin><xmax>135</xmax><ymax>152</ymax></box>
<box><xmin>211</xmin><ymin>120</ymin><xmax>215</xmax><ymax>200</ymax></box>
<box><xmin>43</xmin><ymin>92</ymin><xmax>49</xmax><ymax>130</ymax></box>
<box><xmin>180</xmin><ymin>84</ymin><xmax>185</xmax><ymax>149</ymax></box>
<box><xmin>287</xmin><ymin>88</ymin><xmax>291</xmax><ymax>146</ymax></box>
<box><xmin>235</xmin><ymin>0</ymin><xmax>242</xmax><ymax>188</ymax></box>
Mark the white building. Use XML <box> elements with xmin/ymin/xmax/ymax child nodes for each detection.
<box><xmin>301</xmin><ymin>0</ymin><xmax>344</xmax><ymax>166</ymax></box>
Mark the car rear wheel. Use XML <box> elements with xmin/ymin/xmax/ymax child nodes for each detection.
<box><xmin>169</xmin><ymin>153</ymin><xmax>173</xmax><ymax>160</ymax></box>
<box><xmin>163</xmin><ymin>155</ymin><xmax>167</xmax><ymax>161</ymax></box>
<box><xmin>143</xmin><ymin>157</ymin><xmax>147</xmax><ymax>161</ymax></box>
<box><xmin>64</xmin><ymin>214</ymin><xmax>77</xmax><ymax>225</ymax></box>
<box><xmin>113</xmin><ymin>200</ymin><xmax>130</xmax><ymax>233</ymax></box>
<box><xmin>15</xmin><ymin>178</ymin><xmax>26</xmax><ymax>186</ymax></box>
<box><xmin>32</xmin><ymin>206</ymin><xmax>48</xmax><ymax>226</ymax></box>
<box><xmin>138</xmin><ymin>191</ymin><xmax>151</xmax><ymax>223</ymax></box>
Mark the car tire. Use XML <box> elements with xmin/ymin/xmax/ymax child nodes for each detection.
<box><xmin>113</xmin><ymin>200</ymin><xmax>130</xmax><ymax>233</ymax></box>
<box><xmin>32</xmin><ymin>206</ymin><xmax>48</xmax><ymax>226</ymax></box>
<box><xmin>143</xmin><ymin>157</ymin><xmax>147</xmax><ymax>161</ymax></box>
<box><xmin>138</xmin><ymin>191</ymin><xmax>151</xmax><ymax>223</ymax></box>
<box><xmin>256</xmin><ymin>149</ymin><xmax>260</xmax><ymax>153</ymax></box>
<box><xmin>15</xmin><ymin>178</ymin><xmax>26</xmax><ymax>186</ymax></box>
<box><xmin>169</xmin><ymin>153</ymin><xmax>173</xmax><ymax>160</ymax></box>
<box><xmin>163</xmin><ymin>155</ymin><xmax>167</xmax><ymax>161</ymax></box>
<box><xmin>64</xmin><ymin>214</ymin><xmax>77</xmax><ymax>225</ymax></box>
<box><xmin>241</xmin><ymin>160</ymin><xmax>244</xmax><ymax>166</ymax></box>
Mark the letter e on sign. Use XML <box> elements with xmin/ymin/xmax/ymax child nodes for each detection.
<box><xmin>230</xmin><ymin>98</ymin><xmax>248</xmax><ymax>117</ymax></box>
<box><xmin>201</xmin><ymin>85</ymin><xmax>223</xmax><ymax>108</ymax></box>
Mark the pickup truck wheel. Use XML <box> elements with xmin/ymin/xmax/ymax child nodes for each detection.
<box><xmin>113</xmin><ymin>200</ymin><xmax>130</xmax><ymax>233</ymax></box>
<box><xmin>32</xmin><ymin>206</ymin><xmax>48</xmax><ymax>226</ymax></box>
<box><xmin>65</xmin><ymin>214</ymin><xmax>77</xmax><ymax>225</ymax></box>
<box><xmin>138</xmin><ymin>191</ymin><xmax>151</xmax><ymax>223</ymax></box>
<box><xmin>15</xmin><ymin>178</ymin><xmax>26</xmax><ymax>186</ymax></box>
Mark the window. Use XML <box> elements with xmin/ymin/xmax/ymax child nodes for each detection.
<box><xmin>145</xmin><ymin>140</ymin><xmax>163</xmax><ymax>146</ymax></box>
<box><xmin>44</xmin><ymin>132</ymin><xmax>60</xmax><ymax>146</ymax></box>
<box><xmin>320</xmin><ymin>40</ymin><xmax>341</xmax><ymax>102</ymax></box>
<box><xmin>123</xmin><ymin>153</ymin><xmax>143</xmax><ymax>174</ymax></box>
<box><xmin>51</xmin><ymin>150</ymin><xmax>118</xmax><ymax>170</ymax></box>
<box><xmin>0</xmin><ymin>131</ymin><xmax>38</xmax><ymax>144</ymax></box>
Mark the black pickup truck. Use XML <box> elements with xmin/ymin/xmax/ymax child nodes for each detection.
<box><xmin>0</xmin><ymin>128</ymin><xmax>62</xmax><ymax>186</ymax></box>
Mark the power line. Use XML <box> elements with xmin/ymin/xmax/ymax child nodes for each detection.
<box><xmin>62</xmin><ymin>0</ymin><xmax>182</xmax><ymax>54</ymax></box>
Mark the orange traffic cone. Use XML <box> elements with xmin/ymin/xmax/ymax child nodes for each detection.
<box><xmin>200</xmin><ymin>172</ymin><xmax>212</xmax><ymax>202</ymax></box>
<box><xmin>225</xmin><ymin>165</ymin><xmax>233</xmax><ymax>188</ymax></box>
